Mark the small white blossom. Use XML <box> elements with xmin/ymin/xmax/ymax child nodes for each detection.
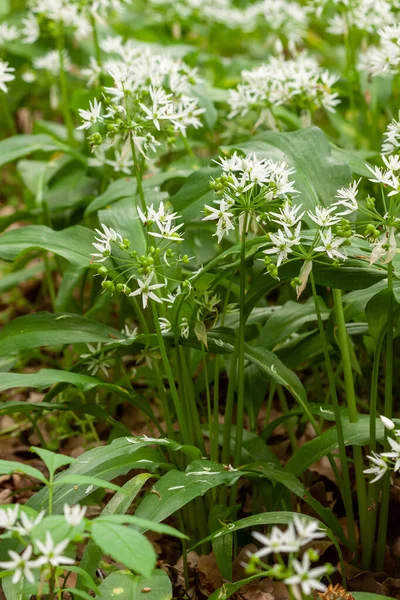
<box><xmin>364</xmin><ymin>451</ymin><xmax>388</xmax><ymax>483</ymax></box>
<box><xmin>35</xmin><ymin>532</ymin><xmax>75</xmax><ymax>567</ymax></box>
<box><xmin>0</xmin><ymin>546</ymin><xmax>40</xmax><ymax>585</ymax></box>
<box><xmin>284</xmin><ymin>552</ymin><xmax>328</xmax><ymax>596</ymax></box>
<box><xmin>129</xmin><ymin>273</ymin><xmax>165</xmax><ymax>308</ymax></box>
<box><xmin>63</xmin><ymin>504</ymin><xmax>87</xmax><ymax>527</ymax></box>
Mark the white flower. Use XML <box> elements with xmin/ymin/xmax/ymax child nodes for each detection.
<box><xmin>94</xmin><ymin>223</ymin><xmax>123</xmax><ymax>247</ymax></box>
<box><xmin>252</xmin><ymin>527</ymin><xmax>299</xmax><ymax>558</ymax></box>
<box><xmin>333</xmin><ymin>180</ymin><xmax>359</xmax><ymax>216</ymax></box>
<box><xmin>0</xmin><ymin>23</ymin><xmax>18</xmax><ymax>45</ymax></box>
<box><xmin>35</xmin><ymin>532</ymin><xmax>75</xmax><ymax>567</ymax></box>
<box><xmin>80</xmin><ymin>343</ymin><xmax>111</xmax><ymax>377</ymax></box>
<box><xmin>129</xmin><ymin>273</ymin><xmax>165</xmax><ymax>308</ymax></box>
<box><xmin>382</xmin><ymin>437</ymin><xmax>400</xmax><ymax>472</ymax></box>
<box><xmin>63</xmin><ymin>504</ymin><xmax>86</xmax><ymax>527</ymax></box>
<box><xmin>293</xmin><ymin>516</ymin><xmax>326</xmax><ymax>544</ymax></box>
<box><xmin>105</xmin><ymin>150</ymin><xmax>134</xmax><ymax>175</ymax></box>
<box><xmin>364</xmin><ymin>451</ymin><xmax>388</xmax><ymax>483</ymax></box>
<box><xmin>0</xmin><ymin>60</ymin><xmax>15</xmax><ymax>94</ymax></box>
<box><xmin>284</xmin><ymin>552</ymin><xmax>328</xmax><ymax>596</ymax></box>
<box><xmin>264</xmin><ymin>225</ymin><xmax>301</xmax><ymax>266</ymax></box>
<box><xmin>159</xmin><ymin>317</ymin><xmax>172</xmax><ymax>333</ymax></box>
<box><xmin>366</xmin><ymin>164</ymin><xmax>393</xmax><ymax>186</ymax></box>
<box><xmin>77</xmin><ymin>99</ymin><xmax>103</xmax><ymax>130</ymax></box>
<box><xmin>270</xmin><ymin>202</ymin><xmax>304</xmax><ymax>227</ymax></box>
<box><xmin>380</xmin><ymin>415</ymin><xmax>395</xmax><ymax>431</ymax></box>
<box><xmin>0</xmin><ymin>505</ymin><xmax>19</xmax><ymax>530</ymax></box>
<box><xmin>0</xmin><ymin>546</ymin><xmax>40</xmax><ymax>584</ymax></box>
<box><xmin>203</xmin><ymin>200</ymin><xmax>235</xmax><ymax>243</ymax></box>
<box><xmin>308</xmin><ymin>206</ymin><xmax>340</xmax><ymax>228</ymax></box>
<box><xmin>14</xmin><ymin>510</ymin><xmax>45</xmax><ymax>536</ymax></box>
<box><xmin>314</xmin><ymin>229</ymin><xmax>347</xmax><ymax>261</ymax></box>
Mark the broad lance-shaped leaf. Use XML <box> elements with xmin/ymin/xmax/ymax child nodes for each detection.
<box><xmin>0</xmin><ymin>312</ymin><xmax>124</xmax><ymax>356</ymax></box>
<box><xmin>28</xmin><ymin>436</ymin><xmax>201</xmax><ymax>513</ymax></box>
<box><xmin>0</xmin><ymin>225</ymin><xmax>94</xmax><ymax>267</ymax></box>
<box><xmin>95</xmin><ymin>570</ymin><xmax>172</xmax><ymax>600</ymax></box>
<box><xmin>285</xmin><ymin>416</ymin><xmax>385</xmax><ymax>476</ymax></box>
<box><xmin>223</xmin><ymin>126</ymin><xmax>351</xmax><ymax>213</ymax></box>
<box><xmin>0</xmin><ymin>369</ymin><xmax>123</xmax><ymax>393</ymax></box>
<box><xmin>134</xmin><ymin>460</ymin><xmax>241</xmax><ymax>526</ymax></box>
<box><xmin>0</xmin><ymin>134</ymin><xmax>69</xmax><ymax>167</ymax></box>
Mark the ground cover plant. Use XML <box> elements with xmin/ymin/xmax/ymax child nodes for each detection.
<box><xmin>2</xmin><ymin>0</ymin><xmax>400</xmax><ymax>598</ymax></box>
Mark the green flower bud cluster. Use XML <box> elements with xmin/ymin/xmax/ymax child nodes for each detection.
<box><xmin>364</xmin><ymin>223</ymin><xmax>380</xmax><ymax>240</ymax></box>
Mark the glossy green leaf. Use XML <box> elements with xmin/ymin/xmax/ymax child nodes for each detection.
<box><xmin>285</xmin><ymin>416</ymin><xmax>384</xmax><ymax>475</ymax></box>
<box><xmin>170</xmin><ymin>167</ymin><xmax>219</xmax><ymax>219</ymax></box>
<box><xmin>0</xmin><ymin>313</ymin><xmax>124</xmax><ymax>356</ymax></box>
<box><xmin>28</xmin><ymin>436</ymin><xmax>199</xmax><ymax>512</ymax></box>
<box><xmin>91</xmin><ymin>522</ymin><xmax>156</xmax><ymax>577</ymax></box>
<box><xmin>0</xmin><ymin>134</ymin><xmax>66</xmax><ymax>167</ymax></box>
<box><xmin>95</xmin><ymin>569</ymin><xmax>172</xmax><ymax>600</ymax></box>
<box><xmin>134</xmin><ymin>460</ymin><xmax>241</xmax><ymax>526</ymax></box>
<box><xmin>31</xmin><ymin>446</ymin><xmax>76</xmax><ymax>477</ymax></box>
<box><xmin>0</xmin><ymin>460</ymin><xmax>48</xmax><ymax>484</ymax></box>
<box><xmin>0</xmin><ymin>225</ymin><xmax>94</xmax><ymax>266</ymax></box>
<box><xmin>0</xmin><ymin>369</ymin><xmax>121</xmax><ymax>392</ymax></box>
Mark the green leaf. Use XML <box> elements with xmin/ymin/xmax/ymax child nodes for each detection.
<box><xmin>170</xmin><ymin>167</ymin><xmax>219</xmax><ymax>220</ymax></box>
<box><xmin>225</xmin><ymin>127</ymin><xmax>351</xmax><ymax>212</ymax></box>
<box><xmin>99</xmin><ymin>197</ymin><xmax>146</xmax><ymax>254</ymax></box>
<box><xmin>54</xmin><ymin>474</ymin><xmax>126</xmax><ymax>493</ymax></box>
<box><xmin>28</xmin><ymin>436</ymin><xmax>198</xmax><ymax>512</ymax></box>
<box><xmin>91</xmin><ymin>522</ymin><xmax>156</xmax><ymax>577</ymax></box>
<box><xmin>0</xmin><ymin>134</ymin><xmax>66</xmax><ymax>167</ymax></box>
<box><xmin>31</xmin><ymin>446</ymin><xmax>76</xmax><ymax>477</ymax></box>
<box><xmin>0</xmin><ymin>369</ymin><xmax>121</xmax><ymax>393</ymax></box>
<box><xmin>366</xmin><ymin>289</ymin><xmax>400</xmax><ymax>344</ymax></box>
<box><xmin>0</xmin><ymin>313</ymin><xmax>124</xmax><ymax>356</ymax></box>
<box><xmin>95</xmin><ymin>569</ymin><xmax>172</xmax><ymax>600</ymax></box>
<box><xmin>353</xmin><ymin>594</ymin><xmax>396</xmax><ymax>600</ymax></box>
<box><xmin>134</xmin><ymin>460</ymin><xmax>241</xmax><ymax>526</ymax></box>
<box><xmin>0</xmin><ymin>460</ymin><xmax>48</xmax><ymax>484</ymax></box>
<box><xmin>208</xmin><ymin>574</ymin><xmax>269</xmax><ymax>600</ymax></box>
<box><xmin>0</xmin><ymin>225</ymin><xmax>94</xmax><ymax>267</ymax></box>
<box><xmin>95</xmin><ymin>515</ymin><xmax>186</xmax><ymax>538</ymax></box>
<box><xmin>285</xmin><ymin>416</ymin><xmax>384</xmax><ymax>475</ymax></box>
<box><xmin>0</xmin><ymin>264</ymin><xmax>44</xmax><ymax>294</ymax></box>
<box><xmin>77</xmin><ymin>474</ymin><xmax>154</xmax><ymax>588</ymax></box>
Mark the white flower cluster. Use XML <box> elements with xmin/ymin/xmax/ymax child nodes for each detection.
<box><xmin>0</xmin><ymin>60</ymin><xmax>15</xmax><ymax>94</ymax></box>
<box><xmin>0</xmin><ymin>16</ymin><xmax>39</xmax><ymax>46</ymax></box>
<box><xmin>364</xmin><ymin>416</ymin><xmax>400</xmax><ymax>483</ymax></box>
<box><xmin>203</xmin><ymin>152</ymin><xmax>298</xmax><ymax>243</ymax></box>
<box><xmin>382</xmin><ymin>116</ymin><xmax>400</xmax><ymax>155</ymax></box>
<box><xmin>79</xmin><ymin>46</ymin><xmax>204</xmax><ymax>172</ymax></box>
<box><xmin>262</xmin><ymin>181</ymin><xmax>358</xmax><ymax>292</ymax></box>
<box><xmin>358</xmin><ymin>24</ymin><xmax>400</xmax><ymax>77</ymax></box>
<box><xmin>148</xmin><ymin>0</ymin><xmax>308</xmax><ymax>41</ymax></box>
<box><xmin>0</xmin><ymin>504</ymin><xmax>86</xmax><ymax>584</ymax></box>
<box><xmin>228</xmin><ymin>52</ymin><xmax>340</xmax><ymax>122</ymax></box>
<box><xmin>307</xmin><ymin>0</ymin><xmax>398</xmax><ymax>36</ymax></box>
<box><xmin>249</xmin><ymin>517</ymin><xmax>333</xmax><ymax>598</ymax></box>
<box><xmin>91</xmin><ymin>207</ymin><xmax>190</xmax><ymax>309</ymax></box>
<box><xmin>25</xmin><ymin>0</ymin><xmax>129</xmax><ymax>42</ymax></box>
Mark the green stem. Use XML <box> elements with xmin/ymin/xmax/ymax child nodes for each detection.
<box><xmin>203</xmin><ymin>353</ymin><xmax>213</xmax><ymax>452</ymax></box>
<box><xmin>151</xmin><ymin>302</ymin><xmax>190</xmax><ymax>444</ymax></box>
<box><xmin>277</xmin><ymin>386</ymin><xmax>297</xmax><ymax>451</ymax></box>
<box><xmin>1</xmin><ymin>92</ymin><xmax>16</xmax><ymax>135</ymax></box>
<box><xmin>310</xmin><ymin>274</ymin><xmax>355</xmax><ymax>550</ymax></box>
<box><xmin>233</xmin><ymin>216</ymin><xmax>248</xmax><ymax>468</ymax></box>
<box><xmin>129</xmin><ymin>133</ymin><xmax>146</xmax><ymax>212</ymax></box>
<box><xmin>179</xmin><ymin>346</ymin><xmax>204</xmax><ymax>452</ymax></box>
<box><xmin>376</xmin><ymin>263</ymin><xmax>394</xmax><ymax>570</ymax></box>
<box><xmin>56</xmin><ymin>30</ymin><xmax>74</xmax><ymax>146</ymax></box>
<box><xmin>332</xmin><ymin>287</ymin><xmax>367</xmax><ymax>549</ymax></box>
<box><xmin>363</xmin><ymin>336</ymin><xmax>384</xmax><ymax>569</ymax></box>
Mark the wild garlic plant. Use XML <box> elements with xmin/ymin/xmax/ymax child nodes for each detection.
<box><xmin>247</xmin><ymin>518</ymin><xmax>334</xmax><ymax>600</ymax></box>
<box><xmin>78</xmin><ymin>48</ymin><xmax>204</xmax><ymax>183</ymax></box>
<box><xmin>228</xmin><ymin>52</ymin><xmax>340</xmax><ymax>130</ymax></box>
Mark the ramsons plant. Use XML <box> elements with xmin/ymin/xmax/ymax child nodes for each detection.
<box><xmin>2</xmin><ymin>0</ymin><xmax>400</xmax><ymax>598</ymax></box>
